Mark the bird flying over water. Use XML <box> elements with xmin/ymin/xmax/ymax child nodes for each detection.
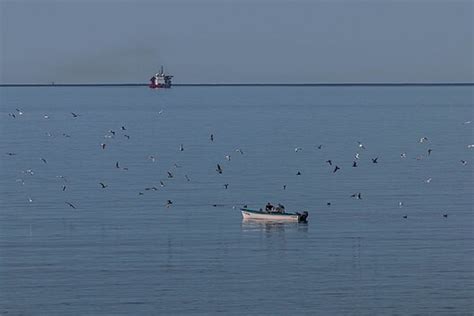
<box><xmin>210</xmin><ymin>134</ymin><xmax>214</xmax><ymax>142</ymax></box>
<box><xmin>40</xmin><ymin>158</ymin><xmax>47</xmax><ymax>164</ymax></box>
<box><xmin>351</xmin><ymin>193</ymin><xmax>362</xmax><ymax>199</ymax></box>
<box><xmin>216</xmin><ymin>164</ymin><xmax>223</xmax><ymax>174</ymax></box>
<box><xmin>357</xmin><ymin>141</ymin><xmax>366</xmax><ymax>150</ymax></box>
<box><xmin>99</xmin><ymin>182</ymin><xmax>108</xmax><ymax>189</ymax></box>
<box><xmin>419</xmin><ymin>137</ymin><xmax>428</xmax><ymax>143</ymax></box>
<box><xmin>427</xmin><ymin>149</ymin><xmax>432</xmax><ymax>156</ymax></box>
<box><xmin>180</xmin><ymin>144</ymin><xmax>184</xmax><ymax>151</ymax></box>
<box><xmin>101</xmin><ymin>143</ymin><xmax>106</xmax><ymax>149</ymax></box>
<box><xmin>167</xmin><ymin>171</ymin><xmax>174</xmax><ymax>178</ymax></box>
<box><xmin>166</xmin><ymin>200</ymin><xmax>173</xmax><ymax>207</ymax></box>
<box><xmin>333</xmin><ymin>165</ymin><xmax>340</xmax><ymax>173</ymax></box>
<box><xmin>326</xmin><ymin>160</ymin><xmax>332</xmax><ymax>166</ymax></box>
<box><xmin>224</xmin><ymin>184</ymin><xmax>229</xmax><ymax>189</ymax></box>
<box><xmin>115</xmin><ymin>161</ymin><xmax>120</xmax><ymax>169</ymax></box>
<box><xmin>71</xmin><ymin>112</ymin><xmax>79</xmax><ymax>118</ymax></box>
<box><xmin>235</xmin><ymin>148</ymin><xmax>244</xmax><ymax>155</ymax></box>
<box><xmin>65</xmin><ymin>202</ymin><xmax>76</xmax><ymax>209</ymax></box>
<box><xmin>352</xmin><ymin>161</ymin><xmax>357</xmax><ymax>167</ymax></box>
<box><xmin>460</xmin><ymin>160</ymin><xmax>467</xmax><ymax>165</ymax></box>
<box><xmin>371</xmin><ymin>157</ymin><xmax>378</xmax><ymax>163</ymax></box>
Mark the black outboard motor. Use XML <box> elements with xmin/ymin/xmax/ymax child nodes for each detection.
<box><xmin>297</xmin><ymin>211</ymin><xmax>309</xmax><ymax>223</ymax></box>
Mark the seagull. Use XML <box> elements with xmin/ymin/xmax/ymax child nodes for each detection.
<box><xmin>62</xmin><ymin>185</ymin><xmax>66</xmax><ymax>191</ymax></box>
<box><xmin>352</xmin><ymin>161</ymin><xmax>357</xmax><ymax>167</ymax></box>
<box><xmin>403</xmin><ymin>215</ymin><xmax>408</xmax><ymax>219</ymax></box>
<box><xmin>99</xmin><ymin>182</ymin><xmax>108</xmax><ymax>189</ymax></box>
<box><xmin>399</xmin><ymin>201</ymin><xmax>404</xmax><ymax>208</ymax></box>
<box><xmin>16</xmin><ymin>108</ymin><xmax>23</xmax><ymax>115</ymax></box>
<box><xmin>357</xmin><ymin>141</ymin><xmax>366</xmax><ymax>150</ymax></box>
<box><xmin>425</xmin><ymin>177</ymin><xmax>432</xmax><ymax>183</ymax></box>
<box><xmin>174</xmin><ymin>163</ymin><xmax>181</xmax><ymax>168</ymax></box>
<box><xmin>167</xmin><ymin>171</ymin><xmax>174</xmax><ymax>178</ymax></box>
<box><xmin>160</xmin><ymin>181</ymin><xmax>165</xmax><ymax>187</ymax></box>
<box><xmin>101</xmin><ymin>143</ymin><xmax>106</xmax><ymax>149</ymax></box>
<box><xmin>148</xmin><ymin>155</ymin><xmax>156</xmax><ymax>162</ymax></box>
<box><xmin>400</xmin><ymin>153</ymin><xmax>407</xmax><ymax>158</ymax></box>
<box><xmin>419</xmin><ymin>137</ymin><xmax>428</xmax><ymax>143</ymax></box>
<box><xmin>235</xmin><ymin>148</ymin><xmax>244</xmax><ymax>155</ymax></box>
<box><xmin>139</xmin><ymin>192</ymin><xmax>144</xmax><ymax>195</ymax></box>
<box><xmin>28</xmin><ymin>197</ymin><xmax>33</xmax><ymax>203</ymax></box>
<box><xmin>185</xmin><ymin>175</ymin><xmax>190</xmax><ymax>182</ymax></box>
<box><xmin>317</xmin><ymin>145</ymin><xmax>323</xmax><ymax>149</ymax></box>
<box><xmin>210</xmin><ymin>134</ymin><xmax>214</xmax><ymax>142</ymax></box>
<box><xmin>333</xmin><ymin>165</ymin><xmax>340</xmax><ymax>173</ymax></box>
<box><xmin>327</xmin><ymin>202</ymin><xmax>331</xmax><ymax>206</ymax></box>
<box><xmin>43</xmin><ymin>115</ymin><xmax>49</xmax><ymax>119</ymax></box>
<box><xmin>123</xmin><ymin>134</ymin><xmax>130</xmax><ymax>139</ymax></box>
<box><xmin>165</xmin><ymin>200</ymin><xmax>173</xmax><ymax>208</ymax></box>
<box><xmin>6</xmin><ymin>152</ymin><xmax>16</xmax><ymax>156</ymax></box>
<box><xmin>326</xmin><ymin>160</ymin><xmax>332</xmax><ymax>166</ymax></box>
<box><xmin>121</xmin><ymin>126</ymin><xmax>126</xmax><ymax>131</ymax></box>
<box><xmin>224</xmin><ymin>184</ymin><xmax>229</xmax><ymax>189</ymax></box>
<box><xmin>294</xmin><ymin>147</ymin><xmax>303</xmax><ymax>152</ymax></box>
<box><xmin>108</xmin><ymin>130</ymin><xmax>115</xmax><ymax>136</ymax></box>
<box><xmin>283</xmin><ymin>185</ymin><xmax>287</xmax><ymax>190</ymax></box>
<box><xmin>443</xmin><ymin>214</ymin><xmax>448</xmax><ymax>218</ymax></box>
<box><xmin>115</xmin><ymin>161</ymin><xmax>120</xmax><ymax>169</ymax></box>
<box><xmin>351</xmin><ymin>193</ymin><xmax>362</xmax><ymax>199</ymax></box>
<box><xmin>463</xmin><ymin>121</ymin><xmax>471</xmax><ymax>124</ymax></box>
<box><xmin>355</xmin><ymin>153</ymin><xmax>360</xmax><ymax>160</ymax></box>
<box><xmin>371</xmin><ymin>157</ymin><xmax>378</xmax><ymax>163</ymax></box>
<box><xmin>40</xmin><ymin>158</ymin><xmax>47</xmax><ymax>164</ymax></box>
<box><xmin>296</xmin><ymin>171</ymin><xmax>301</xmax><ymax>175</ymax></box>
<box><xmin>179</xmin><ymin>144</ymin><xmax>184</xmax><ymax>151</ymax></box>
<box><xmin>65</xmin><ymin>202</ymin><xmax>76</xmax><ymax>209</ymax></box>
<box><xmin>8</xmin><ymin>113</ymin><xmax>16</xmax><ymax>118</ymax></box>
<box><xmin>468</xmin><ymin>145</ymin><xmax>474</xmax><ymax>148</ymax></box>
<box><xmin>62</xmin><ymin>133</ymin><xmax>71</xmax><ymax>138</ymax></box>
<box><xmin>158</xmin><ymin>109</ymin><xmax>164</xmax><ymax>115</ymax></box>
<box><xmin>225</xmin><ymin>155</ymin><xmax>231</xmax><ymax>161</ymax></box>
<box><xmin>46</xmin><ymin>132</ymin><xmax>52</xmax><ymax>137</ymax></box>
<box><xmin>216</xmin><ymin>164</ymin><xmax>223</xmax><ymax>174</ymax></box>
<box><xmin>427</xmin><ymin>149</ymin><xmax>432</xmax><ymax>156</ymax></box>
<box><xmin>71</xmin><ymin>112</ymin><xmax>79</xmax><ymax>118</ymax></box>
<box><xmin>460</xmin><ymin>160</ymin><xmax>467</xmax><ymax>165</ymax></box>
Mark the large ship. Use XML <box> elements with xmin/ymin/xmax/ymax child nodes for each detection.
<box><xmin>149</xmin><ymin>66</ymin><xmax>173</xmax><ymax>89</ymax></box>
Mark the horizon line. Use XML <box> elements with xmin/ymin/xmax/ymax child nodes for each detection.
<box><xmin>1</xmin><ymin>82</ymin><xmax>473</xmax><ymax>87</ymax></box>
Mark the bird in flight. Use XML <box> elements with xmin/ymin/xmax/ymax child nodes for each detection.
<box><xmin>216</xmin><ymin>164</ymin><xmax>223</xmax><ymax>174</ymax></box>
<box><xmin>65</xmin><ymin>202</ymin><xmax>76</xmax><ymax>209</ymax></box>
<box><xmin>333</xmin><ymin>165</ymin><xmax>340</xmax><ymax>173</ymax></box>
<box><xmin>351</xmin><ymin>193</ymin><xmax>362</xmax><ymax>200</ymax></box>
<box><xmin>326</xmin><ymin>160</ymin><xmax>332</xmax><ymax>166</ymax></box>
<box><xmin>167</xmin><ymin>171</ymin><xmax>174</xmax><ymax>178</ymax></box>
<box><xmin>371</xmin><ymin>157</ymin><xmax>378</xmax><ymax>163</ymax></box>
<box><xmin>99</xmin><ymin>182</ymin><xmax>108</xmax><ymax>189</ymax></box>
<box><xmin>166</xmin><ymin>200</ymin><xmax>173</xmax><ymax>208</ymax></box>
<box><xmin>352</xmin><ymin>161</ymin><xmax>357</xmax><ymax>167</ymax></box>
<box><xmin>71</xmin><ymin>112</ymin><xmax>79</xmax><ymax>118</ymax></box>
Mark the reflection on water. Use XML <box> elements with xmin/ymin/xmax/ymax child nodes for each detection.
<box><xmin>241</xmin><ymin>219</ymin><xmax>308</xmax><ymax>234</ymax></box>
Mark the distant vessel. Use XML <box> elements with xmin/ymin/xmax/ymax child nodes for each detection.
<box><xmin>149</xmin><ymin>66</ymin><xmax>173</xmax><ymax>89</ymax></box>
<box><xmin>241</xmin><ymin>208</ymin><xmax>309</xmax><ymax>222</ymax></box>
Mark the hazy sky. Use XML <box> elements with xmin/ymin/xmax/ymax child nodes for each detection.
<box><xmin>1</xmin><ymin>0</ymin><xmax>473</xmax><ymax>83</ymax></box>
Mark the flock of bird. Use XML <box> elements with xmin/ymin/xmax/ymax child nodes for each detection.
<box><xmin>3</xmin><ymin>107</ymin><xmax>473</xmax><ymax>220</ymax></box>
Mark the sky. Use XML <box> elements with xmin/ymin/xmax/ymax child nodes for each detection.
<box><xmin>1</xmin><ymin>0</ymin><xmax>473</xmax><ymax>83</ymax></box>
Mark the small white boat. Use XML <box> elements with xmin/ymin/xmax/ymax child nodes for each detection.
<box><xmin>241</xmin><ymin>208</ymin><xmax>308</xmax><ymax>222</ymax></box>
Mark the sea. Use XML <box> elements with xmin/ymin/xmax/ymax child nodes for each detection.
<box><xmin>0</xmin><ymin>86</ymin><xmax>472</xmax><ymax>315</ymax></box>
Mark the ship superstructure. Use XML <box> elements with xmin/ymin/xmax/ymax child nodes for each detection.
<box><xmin>149</xmin><ymin>66</ymin><xmax>173</xmax><ymax>88</ymax></box>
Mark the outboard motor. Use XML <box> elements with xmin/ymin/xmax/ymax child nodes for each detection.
<box><xmin>297</xmin><ymin>211</ymin><xmax>309</xmax><ymax>223</ymax></box>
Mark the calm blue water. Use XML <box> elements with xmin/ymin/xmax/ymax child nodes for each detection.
<box><xmin>0</xmin><ymin>86</ymin><xmax>473</xmax><ymax>315</ymax></box>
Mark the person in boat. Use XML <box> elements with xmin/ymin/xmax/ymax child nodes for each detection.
<box><xmin>276</xmin><ymin>203</ymin><xmax>285</xmax><ymax>213</ymax></box>
<box><xmin>265</xmin><ymin>202</ymin><xmax>274</xmax><ymax>212</ymax></box>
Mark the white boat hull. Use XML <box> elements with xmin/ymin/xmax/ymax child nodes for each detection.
<box><xmin>241</xmin><ymin>210</ymin><xmax>300</xmax><ymax>222</ymax></box>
